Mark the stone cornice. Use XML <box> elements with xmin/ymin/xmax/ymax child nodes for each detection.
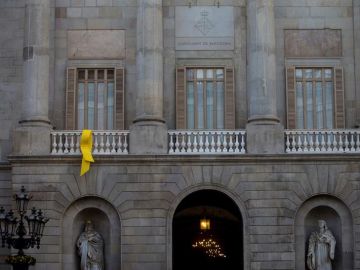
<box><xmin>7</xmin><ymin>154</ymin><xmax>360</xmax><ymax>166</ymax></box>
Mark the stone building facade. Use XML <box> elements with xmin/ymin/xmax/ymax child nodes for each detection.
<box><xmin>0</xmin><ymin>0</ymin><xmax>360</xmax><ymax>269</ymax></box>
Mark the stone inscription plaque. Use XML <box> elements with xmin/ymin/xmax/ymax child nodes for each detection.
<box><xmin>68</xmin><ymin>30</ymin><xmax>125</xmax><ymax>60</ymax></box>
<box><xmin>175</xmin><ymin>7</ymin><xmax>234</xmax><ymax>50</ymax></box>
<box><xmin>285</xmin><ymin>29</ymin><xmax>342</xmax><ymax>58</ymax></box>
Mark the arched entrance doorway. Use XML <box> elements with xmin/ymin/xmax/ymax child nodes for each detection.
<box><xmin>173</xmin><ymin>190</ymin><xmax>243</xmax><ymax>270</ymax></box>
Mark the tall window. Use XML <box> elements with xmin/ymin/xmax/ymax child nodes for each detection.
<box><xmin>176</xmin><ymin>66</ymin><xmax>235</xmax><ymax>130</ymax></box>
<box><xmin>76</xmin><ymin>69</ymin><xmax>115</xmax><ymax>130</ymax></box>
<box><xmin>295</xmin><ymin>68</ymin><xmax>334</xmax><ymax>129</ymax></box>
<box><xmin>287</xmin><ymin>66</ymin><xmax>344</xmax><ymax>130</ymax></box>
<box><xmin>66</xmin><ymin>67</ymin><xmax>125</xmax><ymax>130</ymax></box>
<box><xmin>186</xmin><ymin>68</ymin><xmax>225</xmax><ymax>129</ymax></box>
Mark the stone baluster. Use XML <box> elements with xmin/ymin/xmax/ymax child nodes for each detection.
<box><xmin>240</xmin><ymin>131</ymin><xmax>246</xmax><ymax>153</ymax></box>
<box><xmin>181</xmin><ymin>133</ymin><xmax>186</xmax><ymax>153</ymax></box>
<box><xmin>123</xmin><ymin>134</ymin><xmax>128</xmax><ymax>154</ymax></box>
<box><xmin>187</xmin><ymin>132</ymin><xmax>192</xmax><ymax>153</ymax></box>
<box><xmin>111</xmin><ymin>132</ymin><xmax>116</xmax><ymax>153</ymax></box>
<box><xmin>51</xmin><ymin>133</ymin><xmax>57</xmax><ymax>154</ymax></box>
<box><xmin>169</xmin><ymin>133</ymin><xmax>174</xmax><ymax>154</ymax></box>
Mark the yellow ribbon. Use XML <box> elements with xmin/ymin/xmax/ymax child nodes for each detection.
<box><xmin>80</xmin><ymin>130</ymin><xmax>94</xmax><ymax>176</ymax></box>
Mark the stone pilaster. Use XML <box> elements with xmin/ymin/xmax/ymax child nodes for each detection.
<box><xmin>130</xmin><ymin>0</ymin><xmax>167</xmax><ymax>154</ymax></box>
<box><xmin>13</xmin><ymin>0</ymin><xmax>52</xmax><ymax>155</ymax></box>
<box><xmin>246</xmin><ymin>0</ymin><xmax>284</xmax><ymax>154</ymax></box>
<box><xmin>354</xmin><ymin>0</ymin><xmax>360</xmax><ymax>127</ymax></box>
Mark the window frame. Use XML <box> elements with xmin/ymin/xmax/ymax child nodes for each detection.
<box><xmin>176</xmin><ymin>65</ymin><xmax>235</xmax><ymax>130</ymax></box>
<box><xmin>185</xmin><ymin>67</ymin><xmax>225</xmax><ymax>129</ymax></box>
<box><xmin>66</xmin><ymin>62</ymin><xmax>125</xmax><ymax>130</ymax></box>
<box><xmin>286</xmin><ymin>61</ymin><xmax>344</xmax><ymax>130</ymax></box>
<box><xmin>76</xmin><ymin>68</ymin><xmax>115</xmax><ymax>130</ymax></box>
<box><xmin>294</xmin><ymin>67</ymin><xmax>335</xmax><ymax>129</ymax></box>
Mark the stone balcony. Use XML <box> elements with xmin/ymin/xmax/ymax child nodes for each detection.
<box><xmin>50</xmin><ymin>129</ymin><xmax>360</xmax><ymax>155</ymax></box>
<box><xmin>51</xmin><ymin>131</ymin><xmax>129</xmax><ymax>155</ymax></box>
<box><xmin>168</xmin><ymin>130</ymin><xmax>246</xmax><ymax>154</ymax></box>
<box><xmin>285</xmin><ymin>129</ymin><xmax>360</xmax><ymax>153</ymax></box>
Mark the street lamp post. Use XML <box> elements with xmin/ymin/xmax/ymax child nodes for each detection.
<box><xmin>0</xmin><ymin>186</ymin><xmax>49</xmax><ymax>270</ymax></box>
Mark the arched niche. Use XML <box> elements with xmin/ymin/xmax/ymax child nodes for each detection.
<box><xmin>62</xmin><ymin>196</ymin><xmax>121</xmax><ymax>270</ymax></box>
<box><xmin>170</xmin><ymin>188</ymin><xmax>245</xmax><ymax>270</ymax></box>
<box><xmin>295</xmin><ymin>195</ymin><xmax>353</xmax><ymax>270</ymax></box>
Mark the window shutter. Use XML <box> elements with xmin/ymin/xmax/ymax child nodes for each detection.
<box><xmin>115</xmin><ymin>68</ymin><xmax>125</xmax><ymax>130</ymax></box>
<box><xmin>286</xmin><ymin>66</ymin><xmax>296</xmax><ymax>129</ymax></box>
<box><xmin>66</xmin><ymin>67</ymin><xmax>76</xmax><ymax>130</ymax></box>
<box><xmin>176</xmin><ymin>67</ymin><xmax>186</xmax><ymax>129</ymax></box>
<box><xmin>334</xmin><ymin>67</ymin><xmax>345</xmax><ymax>128</ymax></box>
<box><xmin>224</xmin><ymin>68</ymin><xmax>235</xmax><ymax>129</ymax></box>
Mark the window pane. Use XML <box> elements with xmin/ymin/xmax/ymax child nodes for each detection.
<box><xmin>187</xmin><ymin>69</ymin><xmax>194</xmax><ymax>80</ymax></box>
<box><xmin>77</xmin><ymin>83</ymin><xmax>85</xmax><ymax>130</ymax></box>
<box><xmin>197</xmin><ymin>69</ymin><xmax>204</xmax><ymax>80</ymax></box>
<box><xmin>206</xmin><ymin>69</ymin><xmax>213</xmax><ymax>79</ymax></box>
<box><xmin>98</xmin><ymin>83</ymin><xmax>105</xmax><ymax>130</ymax></box>
<box><xmin>316</xmin><ymin>82</ymin><xmax>323</xmax><ymax>129</ymax></box>
<box><xmin>88</xmin><ymin>70</ymin><xmax>95</xmax><ymax>80</ymax></box>
<box><xmin>296</xmin><ymin>82</ymin><xmax>304</xmax><ymax>129</ymax></box>
<box><xmin>98</xmin><ymin>70</ymin><xmax>105</xmax><ymax>80</ymax></box>
<box><xmin>314</xmin><ymin>69</ymin><xmax>321</xmax><ymax>79</ymax></box>
<box><xmin>107</xmin><ymin>69</ymin><xmax>114</xmax><ymax>80</ymax></box>
<box><xmin>197</xmin><ymin>81</ymin><xmax>204</xmax><ymax>129</ymax></box>
<box><xmin>88</xmin><ymin>83</ymin><xmax>95</xmax><ymax>129</ymax></box>
<box><xmin>326</xmin><ymin>82</ymin><xmax>334</xmax><ymax>129</ymax></box>
<box><xmin>216</xmin><ymin>69</ymin><xmax>224</xmax><ymax>79</ymax></box>
<box><xmin>216</xmin><ymin>82</ymin><xmax>224</xmax><ymax>129</ymax></box>
<box><xmin>296</xmin><ymin>69</ymin><xmax>302</xmax><ymax>79</ymax></box>
<box><xmin>78</xmin><ymin>70</ymin><xmax>85</xmax><ymax>80</ymax></box>
<box><xmin>305</xmin><ymin>69</ymin><xmax>312</xmax><ymax>79</ymax></box>
<box><xmin>325</xmin><ymin>69</ymin><xmax>332</xmax><ymax>79</ymax></box>
<box><xmin>306</xmin><ymin>82</ymin><xmax>313</xmax><ymax>129</ymax></box>
<box><xmin>206</xmin><ymin>82</ymin><xmax>213</xmax><ymax>129</ymax></box>
<box><xmin>107</xmin><ymin>82</ymin><xmax>114</xmax><ymax>130</ymax></box>
<box><xmin>187</xmin><ymin>82</ymin><xmax>195</xmax><ymax>129</ymax></box>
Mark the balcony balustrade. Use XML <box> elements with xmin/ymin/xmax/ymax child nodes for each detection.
<box><xmin>51</xmin><ymin>131</ymin><xmax>129</xmax><ymax>155</ymax></box>
<box><xmin>285</xmin><ymin>129</ymin><xmax>360</xmax><ymax>153</ymax></box>
<box><xmin>49</xmin><ymin>129</ymin><xmax>360</xmax><ymax>155</ymax></box>
<box><xmin>168</xmin><ymin>130</ymin><xmax>246</xmax><ymax>154</ymax></box>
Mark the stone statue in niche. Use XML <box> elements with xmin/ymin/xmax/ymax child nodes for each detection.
<box><xmin>307</xmin><ymin>220</ymin><xmax>336</xmax><ymax>270</ymax></box>
<box><xmin>77</xmin><ymin>220</ymin><xmax>104</xmax><ymax>270</ymax></box>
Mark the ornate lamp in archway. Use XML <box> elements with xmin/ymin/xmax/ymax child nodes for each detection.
<box><xmin>192</xmin><ymin>217</ymin><xmax>226</xmax><ymax>258</ymax></box>
<box><xmin>200</xmin><ymin>218</ymin><xmax>211</xmax><ymax>230</ymax></box>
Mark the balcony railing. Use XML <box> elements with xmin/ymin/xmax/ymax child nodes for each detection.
<box><xmin>168</xmin><ymin>130</ymin><xmax>246</xmax><ymax>154</ymax></box>
<box><xmin>285</xmin><ymin>129</ymin><xmax>360</xmax><ymax>153</ymax></box>
<box><xmin>51</xmin><ymin>131</ymin><xmax>129</xmax><ymax>155</ymax></box>
<box><xmin>50</xmin><ymin>129</ymin><xmax>360</xmax><ymax>155</ymax></box>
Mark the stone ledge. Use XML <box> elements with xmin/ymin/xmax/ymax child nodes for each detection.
<box><xmin>7</xmin><ymin>153</ymin><xmax>360</xmax><ymax>165</ymax></box>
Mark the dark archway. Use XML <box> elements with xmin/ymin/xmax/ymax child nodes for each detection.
<box><xmin>173</xmin><ymin>190</ymin><xmax>243</xmax><ymax>270</ymax></box>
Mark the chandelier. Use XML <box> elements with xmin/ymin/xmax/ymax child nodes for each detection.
<box><xmin>192</xmin><ymin>218</ymin><xmax>226</xmax><ymax>258</ymax></box>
